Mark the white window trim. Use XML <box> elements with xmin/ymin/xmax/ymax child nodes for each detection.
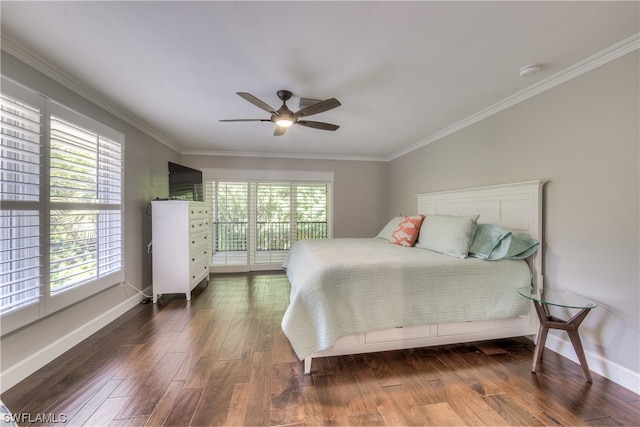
<box><xmin>202</xmin><ymin>168</ymin><xmax>334</xmax><ymax>183</ymax></box>
<box><xmin>1</xmin><ymin>75</ymin><xmax>125</xmax><ymax>335</ymax></box>
<box><xmin>1</xmin><ymin>77</ymin><xmax>45</xmax><ymax>333</ymax></box>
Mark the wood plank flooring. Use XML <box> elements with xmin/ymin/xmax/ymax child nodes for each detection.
<box><xmin>2</xmin><ymin>271</ymin><xmax>639</xmax><ymax>426</ymax></box>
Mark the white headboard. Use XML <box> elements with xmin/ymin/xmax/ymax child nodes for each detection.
<box><xmin>416</xmin><ymin>180</ymin><xmax>546</xmax><ymax>290</ymax></box>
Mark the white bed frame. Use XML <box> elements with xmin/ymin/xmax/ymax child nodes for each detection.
<box><xmin>303</xmin><ymin>180</ymin><xmax>546</xmax><ymax>374</ymax></box>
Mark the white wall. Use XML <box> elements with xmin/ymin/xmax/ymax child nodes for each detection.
<box><xmin>388</xmin><ymin>51</ymin><xmax>639</xmax><ymax>392</ymax></box>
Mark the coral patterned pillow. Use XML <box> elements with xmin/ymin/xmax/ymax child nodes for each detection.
<box><xmin>390</xmin><ymin>215</ymin><xmax>425</xmax><ymax>247</ymax></box>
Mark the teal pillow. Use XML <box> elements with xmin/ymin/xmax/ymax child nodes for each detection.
<box><xmin>469</xmin><ymin>224</ymin><xmax>512</xmax><ymax>260</ymax></box>
<box><xmin>504</xmin><ymin>232</ymin><xmax>540</xmax><ymax>259</ymax></box>
<box><xmin>415</xmin><ymin>214</ymin><xmax>479</xmax><ymax>258</ymax></box>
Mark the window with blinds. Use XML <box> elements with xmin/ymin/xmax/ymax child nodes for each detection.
<box><xmin>206</xmin><ymin>179</ymin><xmax>331</xmax><ymax>270</ymax></box>
<box><xmin>0</xmin><ymin>76</ymin><xmax>124</xmax><ymax>335</ymax></box>
<box><xmin>0</xmin><ymin>87</ymin><xmax>43</xmax><ymax>320</ymax></box>
<box><xmin>295</xmin><ymin>183</ymin><xmax>329</xmax><ymax>240</ymax></box>
<box><xmin>49</xmin><ymin>116</ymin><xmax>123</xmax><ymax>294</ymax></box>
<box><xmin>208</xmin><ymin>182</ymin><xmax>248</xmax><ymax>266</ymax></box>
<box><xmin>254</xmin><ymin>183</ymin><xmax>291</xmax><ymax>264</ymax></box>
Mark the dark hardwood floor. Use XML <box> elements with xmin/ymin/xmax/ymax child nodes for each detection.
<box><xmin>2</xmin><ymin>272</ymin><xmax>639</xmax><ymax>426</ymax></box>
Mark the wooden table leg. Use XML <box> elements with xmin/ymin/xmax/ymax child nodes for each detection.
<box><xmin>531</xmin><ymin>301</ymin><xmax>550</xmax><ymax>373</ymax></box>
<box><xmin>531</xmin><ymin>301</ymin><xmax>593</xmax><ymax>382</ymax></box>
<box><xmin>565</xmin><ymin>309</ymin><xmax>593</xmax><ymax>382</ymax></box>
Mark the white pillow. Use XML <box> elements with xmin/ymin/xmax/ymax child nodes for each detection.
<box><xmin>375</xmin><ymin>216</ymin><xmax>403</xmax><ymax>241</ymax></box>
<box><xmin>415</xmin><ymin>214</ymin><xmax>480</xmax><ymax>258</ymax></box>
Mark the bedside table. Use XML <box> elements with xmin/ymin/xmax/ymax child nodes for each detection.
<box><xmin>518</xmin><ymin>287</ymin><xmax>597</xmax><ymax>382</ymax></box>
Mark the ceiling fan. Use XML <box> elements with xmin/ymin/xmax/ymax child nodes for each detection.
<box><xmin>220</xmin><ymin>90</ymin><xmax>341</xmax><ymax>136</ymax></box>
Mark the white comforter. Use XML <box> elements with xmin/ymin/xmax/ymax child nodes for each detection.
<box><xmin>281</xmin><ymin>238</ymin><xmax>531</xmax><ymax>360</ymax></box>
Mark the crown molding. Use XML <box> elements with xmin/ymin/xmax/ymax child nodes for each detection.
<box><xmin>180</xmin><ymin>149</ymin><xmax>385</xmax><ymax>162</ymax></box>
<box><xmin>386</xmin><ymin>32</ymin><xmax>640</xmax><ymax>161</ymax></box>
<box><xmin>1</xmin><ymin>35</ymin><xmax>183</xmax><ymax>153</ymax></box>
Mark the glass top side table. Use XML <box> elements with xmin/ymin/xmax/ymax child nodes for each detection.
<box><xmin>518</xmin><ymin>287</ymin><xmax>597</xmax><ymax>382</ymax></box>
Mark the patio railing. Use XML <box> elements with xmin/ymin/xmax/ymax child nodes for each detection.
<box><xmin>213</xmin><ymin>221</ymin><xmax>327</xmax><ymax>251</ymax></box>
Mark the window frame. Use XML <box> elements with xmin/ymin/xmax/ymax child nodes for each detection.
<box><xmin>0</xmin><ymin>77</ymin><xmax>45</xmax><ymax>333</ymax></box>
<box><xmin>44</xmin><ymin>101</ymin><xmax>125</xmax><ymax>314</ymax></box>
<box><xmin>1</xmin><ymin>76</ymin><xmax>125</xmax><ymax>335</ymax></box>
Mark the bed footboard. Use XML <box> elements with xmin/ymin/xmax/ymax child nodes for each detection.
<box><xmin>301</xmin><ymin>313</ymin><xmax>537</xmax><ymax>374</ymax></box>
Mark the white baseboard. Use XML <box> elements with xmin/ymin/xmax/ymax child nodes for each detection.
<box><xmin>0</xmin><ymin>290</ymin><xmax>146</xmax><ymax>393</ymax></box>
<box><xmin>545</xmin><ymin>333</ymin><xmax>640</xmax><ymax>395</ymax></box>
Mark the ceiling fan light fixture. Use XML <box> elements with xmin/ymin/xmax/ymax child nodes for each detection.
<box><xmin>275</xmin><ymin>117</ymin><xmax>294</xmax><ymax>127</ymax></box>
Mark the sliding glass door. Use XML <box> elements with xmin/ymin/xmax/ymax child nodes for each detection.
<box><xmin>207</xmin><ymin>179</ymin><xmax>331</xmax><ymax>272</ymax></box>
<box><xmin>209</xmin><ymin>182</ymin><xmax>249</xmax><ymax>267</ymax></box>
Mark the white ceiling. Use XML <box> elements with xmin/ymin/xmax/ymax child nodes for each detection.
<box><xmin>1</xmin><ymin>1</ymin><xmax>638</xmax><ymax>161</ymax></box>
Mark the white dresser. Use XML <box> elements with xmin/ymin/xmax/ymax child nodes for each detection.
<box><xmin>151</xmin><ymin>200</ymin><xmax>210</xmax><ymax>303</ymax></box>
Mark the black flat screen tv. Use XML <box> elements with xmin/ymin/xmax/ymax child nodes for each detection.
<box><xmin>168</xmin><ymin>162</ymin><xmax>204</xmax><ymax>201</ymax></box>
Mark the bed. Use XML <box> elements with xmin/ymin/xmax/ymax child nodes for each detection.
<box><xmin>282</xmin><ymin>180</ymin><xmax>545</xmax><ymax>374</ymax></box>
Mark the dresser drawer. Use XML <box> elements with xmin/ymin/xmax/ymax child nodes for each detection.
<box><xmin>189</xmin><ymin>206</ymin><xmax>209</xmax><ymax>219</ymax></box>
<box><xmin>190</xmin><ymin>230</ymin><xmax>209</xmax><ymax>250</ymax></box>
<box><xmin>190</xmin><ymin>258</ymin><xmax>209</xmax><ymax>286</ymax></box>
<box><xmin>190</xmin><ymin>246</ymin><xmax>208</xmax><ymax>262</ymax></box>
<box><xmin>190</xmin><ymin>218</ymin><xmax>210</xmax><ymax>233</ymax></box>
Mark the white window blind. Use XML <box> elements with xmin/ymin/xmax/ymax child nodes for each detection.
<box><xmin>0</xmin><ymin>76</ymin><xmax>124</xmax><ymax>334</ymax></box>
<box><xmin>208</xmin><ymin>181</ymin><xmax>248</xmax><ymax>266</ymax></box>
<box><xmin>295</xmin><ymin>183</ymin><xmax>329</xmax><ymax>240</ymax></box>
<box><xmin>0</xmin><ymin>86</ymin><xmax>43</xmax><ymax>320</ymax></box>
<box><xmin>253</xmin><ymin>182</ymin><xmax>290</xmax><ymax>264</ymax></box>
<box><xmin>49</xmin><ymin>116</ymin><xmax>123</xmax><ymax>294</ymax></box>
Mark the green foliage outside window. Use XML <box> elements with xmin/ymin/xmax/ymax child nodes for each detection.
<box><xmin>211</xmin><ymin>181</ymin><xmax>329</xmax><ymax>254</ymax></box>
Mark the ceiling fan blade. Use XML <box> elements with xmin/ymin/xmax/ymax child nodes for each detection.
<box><xmin>296</xmin><ymin>120</ymin><xmax>340</xmax><ymax>131</ymax></box>
<box><xmin>237</xmin><ymin>92</ymin><xmax>278</xmax><ymax>115</ymax></box>
<box><xmin>273</xmin><ymin>126</ymin><xmax>287</xmax><ymax>136</ymax></box>
<box><xmin>219</xmin><ymin>119</ymin><xmax>271</xmax><ymax>122</ymax></box>
<box><xmin>294</xmin><ymin>98</ymin><xmax>341</xmax><ymax>118</ymax></box>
